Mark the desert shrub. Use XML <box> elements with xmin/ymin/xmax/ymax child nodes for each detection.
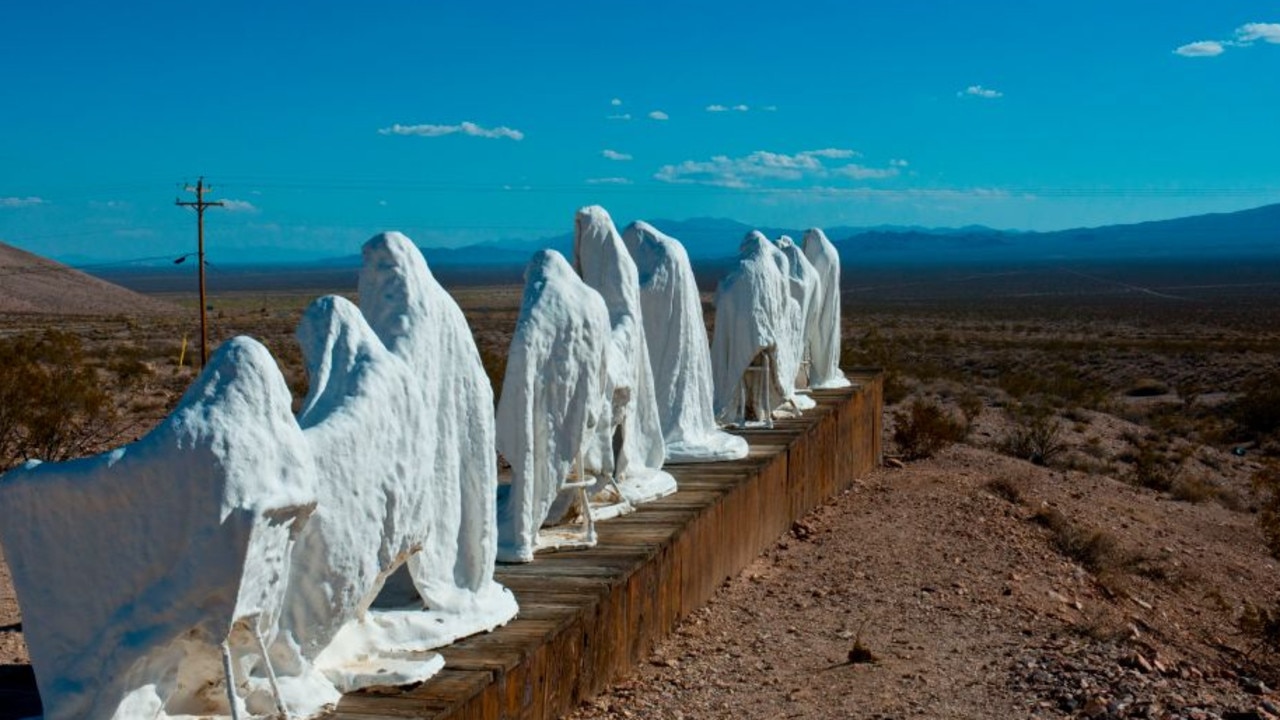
<box><xmin>985</xmin><ymin>474</ymin><xmax>1025</xmax><ymax>504</ymax></box>
<box><xmin>999</xmin><ymin>404</ymin><xmax>1066</xmax><ymax>466</ymax></box>
<box><xmin>1124</xmin><ymin>438</ymin><xmax>1176</xmax><ymax>492</ymax></box>
<box><xmin>0</xmin><ymin>331</ymin><xmax>123</xmax><ymax>469</ymax></box>
<box><xmin>997</xmin><ymin>361</ymin><xmax>1107</xmax><ymax>409</ymax></box>
<box><xmin>1169</xmin><ymin>475</ymin><xmax>1216</xmax><ymax>504</ymax></box>
<box><xmin>1254</xmin><ymin>462</ymin><xmax>1280</xmax><ymax>560</ymax></box>
<box><xmin>957</xmin><ymin>389</ymin><xmax>984</xmax><ymax>432</ymax></box>
<box><xmin>1031</xmin><ymin>506</ymin><xmax>1125</xmax><ymax>574</ymax></box>
<box><xmin>1239</xmin><ymin>600</ymin><xmax>1280</xmax><ymax>660</ymax></box>
<box><xmin>891</xmin><ymin>398</ymin><xmax>965</xmax><ymax>460</ymax></box>
<box><xmin>1232</xmin><ymin>371</ymin><xmax>1280</xmax><ymax>445</ymax></box>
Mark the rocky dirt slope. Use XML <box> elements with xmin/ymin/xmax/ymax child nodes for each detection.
<box><xmin>0</xmin><ymin>241</ymin><xmax>175</xmax><ymax>316</ymax></box>
<box><xmin>566</xmin><ymin>401</ymin><xmax>1280</xmax><ymax>720</ymax></box>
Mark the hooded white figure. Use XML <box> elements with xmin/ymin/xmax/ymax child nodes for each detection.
<box><xmin>802</xmin><ymin>228</ymin><xmax>851</xmax><ymax>388</ymax></box>
<box><xmin>622</xmin><ymin>220</ymin><xmax>748</xmax><ymax>463</ymax></box>
<box><xmin>0</xmin><ymin>338</ymin><xmax>320</xmax><ymax>720</ymax></box>
<box><xmin>338</xmin><ymin>232</ymin><xmax>518</xmax><ymax>656</ymax></box>
<box><xmin>495</xmin><ymin>249</ymin><xmax>611</xmax><ymax>563</ymax></box>
<box><xmin>776</xmin><ymin>236</ymin><xmax>823</xmax><ymax>390</ymax></box>
<box><xmin>711</xmin><ymin>233</ymin><xmax>795</xmax><ymax>425</ymax></box>
<box><xmin>573</xmin><ymin>206</ymin><xmax>677</xmax><ymax>507</ymax></box>
<box><xmin>748</xmin><ymin>233</ymin><xmax>814</xmax><ymax>412</ymax></box>
<box><xmin>273</xmin><ymin>293</ymin><xmax>453</xmax><ymax>696</ymax></box>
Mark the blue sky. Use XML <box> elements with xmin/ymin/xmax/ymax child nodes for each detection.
<box><xmin>2</xmin><ymin>1</ymin><xmax>1279</xmax><ymax>263</ymax></box>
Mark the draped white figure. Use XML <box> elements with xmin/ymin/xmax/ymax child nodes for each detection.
<box><xmin>776</xmin><ymin>236</ymin><xmax>822</xmax><ymax>390</ymax></box>
<box><xmin>277</xmin><ymin>294</ymin><xmax>452</xmax><ymax>695</ymax></box>
<box><xmin>622</xmin><ymin>220</ymin><xmax>748</xmax><ymax>462</ymax></box>
<box><xmin>802</xmin><ymin>228</ymin><xmax>851</xmax><ymax>388</ymax></box>
<box><xmin>352</xmin><ymin>231</ymin><xmax>518</xmax><ymax>636</ymax></box>
<box><xmin>711</xmin><ymin>233</ymin><xmax>795</xmax><ymax>426</ymax></box>
<box><xmin>0</xmin><ymin>338</ymin><xmax>322</xmax><ymax>720</ymax></box>
<box><xmin>495</xmin><ymin>249</ymin><xmax>611</xmax><ymax>562</ymax></box>
<box><xmin>573</xmin><ymin>206</ymin><xmax>677</xmax><ymax>507</ymax></box>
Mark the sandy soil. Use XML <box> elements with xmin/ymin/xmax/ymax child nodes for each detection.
<box><xmin>566</xmin><ymin>432</ymin><xmax>1279</xmax><ymax>719</ymax></box>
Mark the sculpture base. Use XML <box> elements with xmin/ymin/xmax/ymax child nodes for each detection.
<box><xmin>616</xmin><ymin>468</ymin><xmax>677</xmax><ymax>506</ymax></box>
<box><xmin>665</xmin><ymin>431</ymin><xmax>750</xmax><ymax>464</ymax></box>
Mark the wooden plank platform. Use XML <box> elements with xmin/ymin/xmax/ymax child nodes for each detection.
<box><xmin>0</xmin><ymin>371</ymin><xmax>882</xmax><ymax>720</ymax></box>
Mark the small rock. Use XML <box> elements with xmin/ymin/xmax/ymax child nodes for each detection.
<box><xmin>1242</xmin><ymin>677</ymin><xmax>1271</xmax><ymax>695</ymax></box>
<box><xmin>885</xmin><ymin>457</ymin><xmax>905</xmax><ymax>469</ymax></box>
<box><xmin>1082</xmin><ymin>696</ymin><xmax>1108</xmax><ymax>718</ymax></box>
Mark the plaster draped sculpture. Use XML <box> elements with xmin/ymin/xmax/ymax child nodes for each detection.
<box><xmin>777</xmin><ymin>236</ymin><xmax>823</xmax><ymax>390</ymax></box>
<box><xmin>573</xmin><ymin>206</ymin><xmax>677</xmax><ymax>508</ymax></box>
<box><xmin>274</xmin><ymin>293</ymin><xmax>450</xmax><ymax>695</ymax></box>
<box><xmin>622</xmin><ymin>221</ymin><xmax>748</xmax><ymax>463</ymax></box>
<box><xmin>802</xmin><ymin>228</ymin><xmax>851</xmax><ymax>388</ymax></box>
<box><xmin>349</xmin><ymin>231</ymin><xmax>518</xmax><ymax>643</ymax></box>
<box><xmin>710</xmin><ymin>233</ymin><xmax>794</xmax><ymax>426</ymax></box>
<box><xmin>753</xmin><ymin>235</ymin><xmax>815</xmax><ymax>413</ymax></box>
<box><xmin>0</xmin><ymin>338</ymin><xmax>320</xmax><ymax>720</ymax></box>
<box><xmin>495</xmin><ymin>249</ymin><xmax>611</xmax><ymax>563</ymax></box>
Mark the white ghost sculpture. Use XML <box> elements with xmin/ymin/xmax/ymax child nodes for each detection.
<box><xmin>573</xmin><ymin>206</ymin><xmax>677</xmax><ymax>508</ymax></box>
<box><xmin>0</xmin><ymin>338</ymin><xmax>321</xmax><ymax>720</ymax></box>
<box><xmin>777</xmin><ymin>236</ymin><xmax>822</xmax><ymax>390</ymax></box>
<box><xmin>350</xmin><ymin>231</ymin><xmax>518</xmax><ymax>644</ymax></box>
<box><xmin>711</xmin><ymin>233</ymin><xmax>795</xmax><ymax>426</ymax></box>
<box><xmin>749</xmin><ymin>233</ymin><xmax>814</xmax><ymax>413</ymax></box>
<box><xmin>622</xmin><ymin>221</ymin><xmax>748</xmax><ymax>463</ymax></box>
<box><xmin>495</xmin><ymin>249</ymin><xmax>612</xmax><ymax>563</ymax></box>
<box><xmin>275</xmin><ymin>293</ymin><xmax>452</xmax><ymax>695</ymax></box>
<box><xmin>802</xmin><ymin>228</ymin><xmax>851</xmax><ymax>388</ymax></box>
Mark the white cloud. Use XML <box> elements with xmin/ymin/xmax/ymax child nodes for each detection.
<box><xmin>586</xmin><ymin>177</ymin><xmax>634</xmax><ymax>185</ymax></box>
<box><xmin>648</xmin><ymin>110</ymin><xmax>669</xmax><ymax>121</ymax></box>
<box><xmin>961</xmin><ymin>85</ymin><xmax>1003</xmax><ymax>99</ymax></box>
<box><xmin>377</xmin><ymin>121</ymin><xmax>525</xmax><ymax>140</ymax></box>
<box><xmin>0</xmin><ymin>196</ymin><xmax>45</xmax><ymax>208</ymax></box>
<box><xmin>602</xmin><ymin>149</ymin><xmax>632</xmax><ymax>161</ymax></box>
<box><xmin>1236</xmin><ymin>22</ymin><xmax>1280</xmax><ymax>44</ymax></box>
<box><xmin>706</xmin><ymin>104</ymin><xmax>729</xmax><ymax>112</ymax></box>
<box><xmin>831</xmin><ymin>165</ymin><xmax>901</xmax><ymax>180</ymax></box>
<box><xmin>1174</xmin><ymin>40</ymin><xmax>1225</xmax><ymax>57</ymax></box>
<box><xmin>607</xmin><ymin>113</ymin><xmax>632</xmax><ymax>121</ymax></box>
<box><xmin>803</xmin><ymin>148</ymin><xmax>859</xmax><ymax>159</ymax></box>
<box><xmin>611</xmin><ymin>97</ymin><xmax>623</xmax><ymax>106</ymax></box>
<box><xmin>890</xmin><ymin>158</ymin><xmax>909</xmax><ymax>167</ymax></box>
<box><xmin>654</xmin><ymin>149</ymin><xmax>895</xmax><ymax>188</ymax></box>
<box><xmin>733</xmin><ymin>104</ymin><xmax>750</xmax><ymax>112</ymax></box>
<box><xmin>378</xmin><ymin>200</ymin><xmax>388</xmax><ymax>206</ymax></box>
<box><xmin>221</xmin><ymin>199</ymin><xmax>259</xmax><ymax>213</ymax></box>
<box><xmin>761</xmin><ymin>105</ymin><xmax>778</xmax><ymax>111</ymax></box>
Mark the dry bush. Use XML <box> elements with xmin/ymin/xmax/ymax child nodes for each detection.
<box><xmin>985</xmin><ymin>474</ymin><xmax>1025</xmax><ymax>504</ymax></box>
<box><xmin>1232</xmin><ymin>371</ymin><xmax>1280</xmax><ymax>448</ymax></box>
<box><xmin>1239</xmin><ymin>600</ymin><xmax>1280</xmax><ymax>662</ymax></box>
<box><xmin>1031</xmin><ymin>506</ymin><xmax>1126</xmax><ymax>574</ymax></box>
<box><xmin>999</xmin><ymin>404</ymin><xmax>1066</xmax><ymax>467</ymax></box>
<box><xmin>1254</xmin><ymin>462</ymin><xmax>1280</xmax><ymax>560</ymax></box>
<box><xmin>956</xmin><ymin>389</ymin><xmax>984</xmax><ymax>432</ymax></box>
<box><xmin>891</xmin><ymin>397</ymin><xmax>965</xmax><ymax>460</ymax></box>
<box><xmin>1169</xmin><ymin>475</ymin><xmax>1211</xmax><ymax>503</ymax></box>
<box><xmin>0</xmin><ymin>331</ymin><xmax>125</xmax><ymax>469</ymax></box>
<box><xmin>1126</xmin><ymin>439</ymin><xmax>1176</xmax><ymax>492</ymax></box>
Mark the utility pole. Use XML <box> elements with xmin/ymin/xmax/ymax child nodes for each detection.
<box><xmin>176</xmin><ymin>177</ymin><xmax>223</xmax><ymax>368</ymax></box>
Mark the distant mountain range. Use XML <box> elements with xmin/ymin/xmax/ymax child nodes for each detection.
<box><xmin>392</xmin><ymin>202</ymin><xmax>1279</xmax><ymax>268</ymax></box>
